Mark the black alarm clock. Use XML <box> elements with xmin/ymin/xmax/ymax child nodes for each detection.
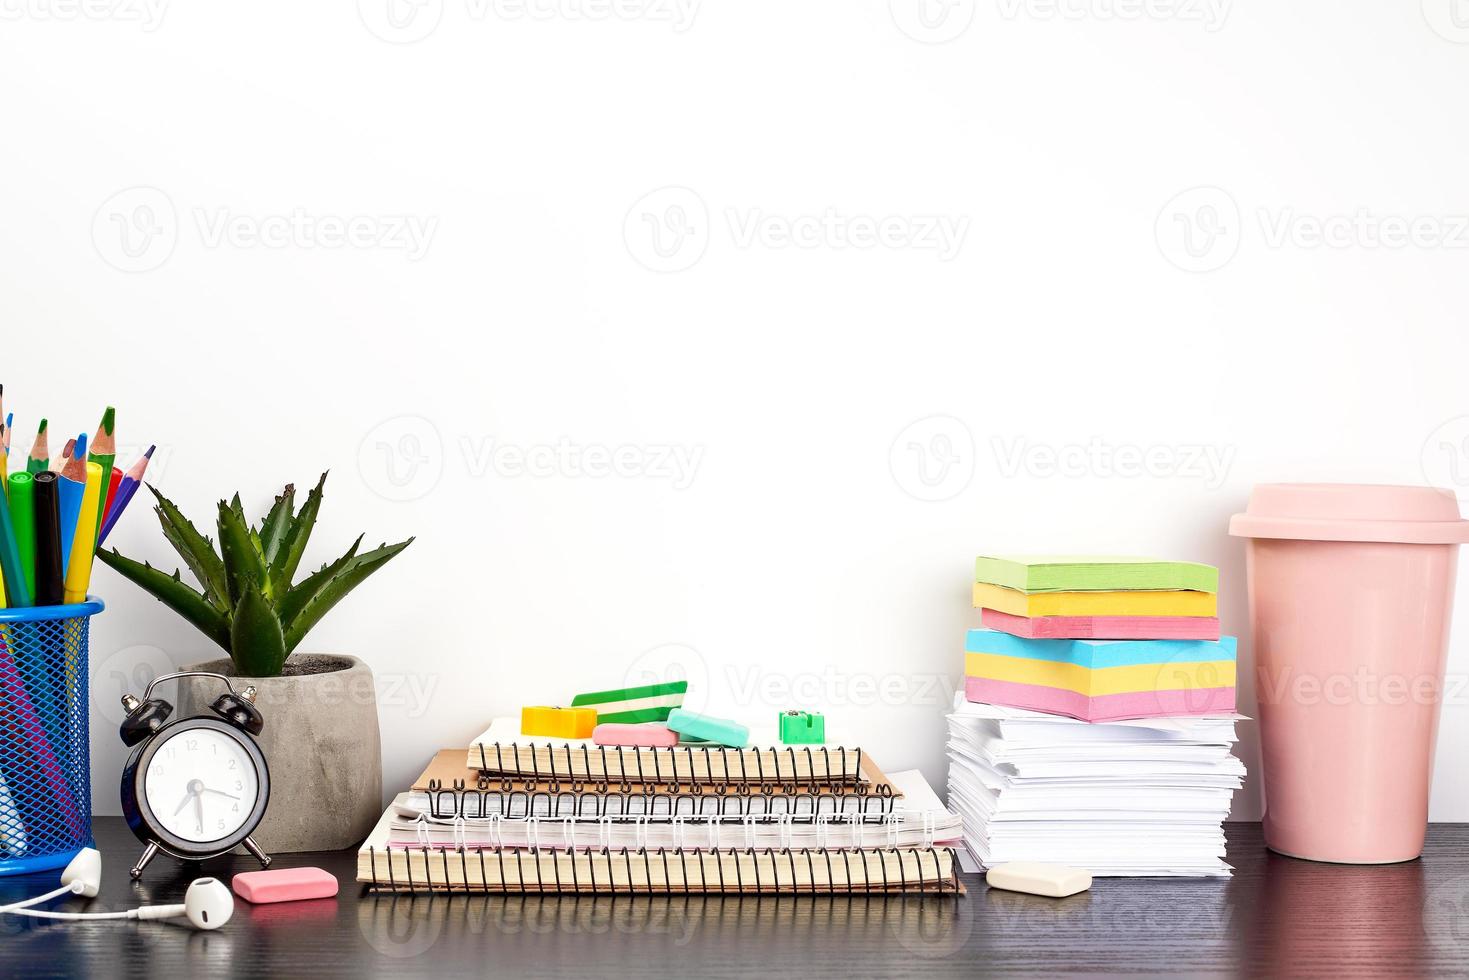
<box><xmin>118</xmin><ymin>670</ymin><xmax>272</xmax><ymax>879</ymax></box>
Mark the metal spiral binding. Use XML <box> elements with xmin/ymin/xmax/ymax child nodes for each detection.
<box><xmin>423</xmin><ymin>777</ymin><xmax>896</xmax><ymax>821</ymax></box>
<box><xmin>472</xmin><ymin>742</ymin><xmax>863</xmax><ymax>791</ymax></box>
<box><xmin>365</xmin><ymin>844</ymin><xmax>961</xmax><ymax>894</ymax></box>
<box><xmin>401</xmin><ymin>809</ymin><xmax>937</xmax><ymax>850</ymax></box>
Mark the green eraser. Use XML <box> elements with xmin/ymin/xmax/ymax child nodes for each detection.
<box><xmin>779</xmin><ymin>710</ymin><xmax>825</xmax><ymax>745</ymax></box>
<box><xmin>665</xmin><ymin>708</ymin><xmax>748</xmax><ymax>747</ymax></box>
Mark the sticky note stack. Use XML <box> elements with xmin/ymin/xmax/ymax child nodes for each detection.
<box><xmin>967</xmin><ymin>556</ymin><xmax>1235</xmax><ymax>722</ymax></box>
<box><xmin>951</xmin><ymin>556</ymin><xmax>1244</xmax><ymax>877</ymax></box>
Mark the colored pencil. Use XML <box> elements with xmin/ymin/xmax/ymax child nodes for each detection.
<box><xmin>0</xmin><ymin>471</ymin><xmax>32</xmax><ymax>608</ymax></box>
<box><xmin>25</xmin><ymin>419</ymin><xmax>48</xmax><ymax>474</ymax></box>
<box><xmin>57</xmin><ymin>433</ymin><xmax>87</xmax><ymax>574</ymax></box>
<box><xmin>32</xmin><ymin>472</ymin><xmax>64</xmax><ymax>607</ymax></box>
<box><xmin>103</xmin><ymin>466</ymin><xmax>122</xmax><ymax>522</ymax></box>
<box><xmin>2</xmin><ymin>411</ymin><xmax>10</xmax><ymax>497</ymax></box>
<box><xmin>98</xmin><ymin>445</ymin><xmax>154</xmax><ymax>545</ymax></box>
<box><xmin>63</xmin><ymin>462</ymin><xmax>103</xmax><ymax>603</ymax></box>
<box><xmin>7</xmin><ymin>474</ymin><xmax>36</xmax><ymax>600</ymax></box>
<box><xmin>56</xmin><ymin>437</ymin><xmax>75</xmax><ymax>472</ymax></box>
<box><xmin>87</xmin><ymin>407</ymin><xmax>115</xmax><ymax>549</ymax></box>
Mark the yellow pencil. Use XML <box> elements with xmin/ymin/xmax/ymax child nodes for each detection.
<box><xmin>63</xmin><ymin>462</ymin><xmax>104</xmax><ymax>603</ymax></box>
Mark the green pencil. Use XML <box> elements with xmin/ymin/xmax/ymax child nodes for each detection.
<box><xmin>26</xmin><ymin>418</ymin><xmax>48</xmax><ymax>474</ymax></box>
<box><xmin>87</xmin><ymin>406</ymin><xmax>115</xmax><ymax>549</ymax></box>
<box><xmin>7</xmin><ymin>473</ymin><xmax>35</xmax><ymax>600</ymax></box>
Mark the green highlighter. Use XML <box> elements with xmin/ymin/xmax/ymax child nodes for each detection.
<box><xmin>0</xmin><ymin>473</ymin><xmax>33</xmax><ymax>606</ymax></box>
<box><xmin>7</xmin><ymin>473</ymin><xmax>36</xmax><ymax>600</ymax></box>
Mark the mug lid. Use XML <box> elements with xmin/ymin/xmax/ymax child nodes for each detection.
<box><xmin>1228</xmin><ymin>483</ymin><xmax>1469</xmax><ymax>544</ymax></box>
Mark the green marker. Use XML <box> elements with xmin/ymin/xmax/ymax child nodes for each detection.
<box><xmin>0</xmin><ymin>472</ymin><xmax>32</xmax><ymax>607</ymax></box>
<box><xmin>7</xmin><ymin>473</ymin><xmax>36</xmax><ymax>600</ymax></box>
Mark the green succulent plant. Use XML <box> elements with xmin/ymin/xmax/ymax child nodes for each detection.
<box><xmin>97</xmin><ymin>473</ymin><xmax>413</xmax><ymax>677</ymax></box>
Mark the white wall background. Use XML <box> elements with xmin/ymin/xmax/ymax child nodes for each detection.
<box><xmin>2</xmin><ymin>1</ymin><xmax>1467</xmax><ymax>820</ymax></box>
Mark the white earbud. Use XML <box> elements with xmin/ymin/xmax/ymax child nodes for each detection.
<box><xmin>61</xmin><ymin>847</ymin><xmax>103</xmax><ymax>897</ymax></box>
<box><xmin>0</xmin><ymin>849</ymin><xmax>233</xmax><ymax>931</ymax></box>
<box><xmin>133</xmin><ymin>878</ymin><xmax>234</xmax><ymax>930</ymax></box>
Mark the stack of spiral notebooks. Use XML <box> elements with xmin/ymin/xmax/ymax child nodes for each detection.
<box><xmin>357</xmin><ymin>722</ymin><xmax>964</xmax><ymax>894</ymax></box>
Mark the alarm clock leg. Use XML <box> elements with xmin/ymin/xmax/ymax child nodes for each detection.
<box><xmin>130</xmin><ymin>843</ymin><xmax>160</xmax><ymax>880</ymax></box>
<box><xmin>242</xmin><ymin>836</ymin><xmax>272</xmax><ymax>870</ymax></box>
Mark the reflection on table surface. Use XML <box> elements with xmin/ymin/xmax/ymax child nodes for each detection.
<box><xmin>3</xmin><ymin>821</ymin><xmax>1468</xmax><ymax>978</ymax></box>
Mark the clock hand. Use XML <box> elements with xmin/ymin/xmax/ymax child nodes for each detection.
<box><xmin>172</xmin><ymin>789</ymin><xmax>195</xmax><ymax>817</ymax></box>
<box><xmin>200</xmin><ymin>787</ymin><xmax>241</xmax><ymax>801</ymax></box>
<box><xmin>195</xmin><ymin>793</ymin><xmax>205</xmax><ymax>835</ymax></box>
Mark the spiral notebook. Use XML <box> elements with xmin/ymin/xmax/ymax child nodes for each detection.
<box><xmin>389</xmin><ymin>767</ymin><xmax>961</xmax><ymax>850</ymax></box>
<box><xmin>358</xmin><ymin>794</ymin><xmax>962</xmax><ymax>894</ymax></box>
<box><xmin>468</xmin><ymin>719</ymin><xmax>866</xmax><ymax>785</ymax></box>
<box><xmin>411</xmin><ymin>750</ymin><xmax>897</xmax><ymax>819</ymax></box>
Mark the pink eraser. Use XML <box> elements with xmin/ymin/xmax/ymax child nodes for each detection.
<box><xmin>232</xmin><ymin>867</ymin><xmax>338</xmax><ymax>904</ymax></box>
<box><xmin>593</xmin><ymin>723</ymin><xmax>679</xmax><ymax>747</ymax></box>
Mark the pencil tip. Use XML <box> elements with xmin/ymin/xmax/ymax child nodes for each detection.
<box><xmin>100</xmin><ymin>406</ymin><xmax>116</xmax><ymax>434</ymax></box>
<box><xmin>144</xmin><ymin>445</ymin><xmax>156</xmax><ymax>458</ymax></box>
<box><xmin>38</xmin><ymin>418</ymin><xmax>46</xmax><ymax>432</ymax></box>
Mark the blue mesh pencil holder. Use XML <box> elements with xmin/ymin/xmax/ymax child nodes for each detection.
<box><xmin>0</xmin><ymin>598</ymin><xmax>103</xmax><ymax>876</ymax></box>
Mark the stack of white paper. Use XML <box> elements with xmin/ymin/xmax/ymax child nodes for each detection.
<box><xmin>946</xmin><ymin>693</ymin><xmax>1244</xmax><ymax>877</ymax></box>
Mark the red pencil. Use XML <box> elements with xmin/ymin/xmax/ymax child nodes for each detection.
<box><xmin>104</xmin><ymin>466</ymin><xmax>123</xmax><ymax>519</ymax></box>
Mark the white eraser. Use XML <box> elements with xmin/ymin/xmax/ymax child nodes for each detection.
<box><xmin>985</xmin><ymin>862</ymin><xmax>1091</xmax><ymax>898</ymax></box>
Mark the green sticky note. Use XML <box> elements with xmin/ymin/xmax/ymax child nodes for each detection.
<box><xmin>973</xmin><ymin>555</ymin><xmax>1218</xmax><ymax>594</ymax></box>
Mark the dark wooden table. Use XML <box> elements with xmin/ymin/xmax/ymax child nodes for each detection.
<box><xmin>3</xmin><ymin>820</ymin><xmax>1467</xmax><ymax>978</ymax></box>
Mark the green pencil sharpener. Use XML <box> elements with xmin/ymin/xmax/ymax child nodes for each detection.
<box><xmin>779</xmin><ymin>710</ymin><xmax>825</xmax><ymax>745</ymax></box>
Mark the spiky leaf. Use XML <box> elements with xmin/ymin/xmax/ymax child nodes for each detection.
<box><xmin>230</xmin><ymin>583</ymin><xmax>287</xmax><ymax>676</ymax></box>
<box><xmin>157</xmin><ymin>519</ymin><xmax>230</xmax><ymax>614</ymax></box>
<box><xmin>96</xmin><ymin>549</ymin><xmax>230</xmax><ymax>651</ymax></box>
<box><xmin>258</xmin><ymin>484</ymin><xmax>296</xmax><ymax>564</ymax></box>
<box><xmin>218</xmin><ymin>500</ymin><xmax>269</xmax><ymax>604</ymax></box>
<box><xmin>275</xmin><ymin>534</ymin><xmax>361</xmax><ymax>628</ymax></box>
<box><xmin>268</xmin><ymin>472</ymin><xmax>326</xmax><ymax>594</ymax></box>
<box><xmin>282</xmin><ymin>537</ymin><xmax>413</xmax><ymax>652</ymax></box>
<box><xmin>148</xmin><ymin>486</ymin><xmax>229</xmax><ymax>606</ymax></box>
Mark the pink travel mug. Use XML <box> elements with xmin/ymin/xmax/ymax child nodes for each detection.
<box><xmin>1230</xmin><ymin>484</ymin><xmax>1469</xmax><ymax>863</ymax></box>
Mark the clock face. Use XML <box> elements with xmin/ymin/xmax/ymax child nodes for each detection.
<box><xmin>142</xmin><ymin>725</ymin><xmax>261</xmax><ymax>844</ymax></box>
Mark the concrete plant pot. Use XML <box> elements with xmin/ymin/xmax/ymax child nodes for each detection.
<box><xmin>177</xmin><ymin>654</ymin><xmax>382</xmax><ymax>854</ymax></box>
